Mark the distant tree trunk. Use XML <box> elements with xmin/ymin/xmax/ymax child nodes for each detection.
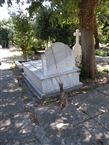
<box><xmin>78</xmin><ymin>0</ymin><xmax>98</xmax><ymax>79</ymax></box>
<box><xmin>46</xmin><ymin>40</ymin><xmax>48</xmax><ymax>49</ymax></box>
<box><xmin>22</xmin><ymin>48</ymin><xmax>27</xmax><ymax>61</ymax></box>
<box><xmin>94</xmin><ymin>25</ymin><xmax>99</xmax><ymax>49</ymax></box>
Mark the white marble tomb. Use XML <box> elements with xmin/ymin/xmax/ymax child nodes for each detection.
<box><xmin>22</xmin><ymin>42</ymin><xmax>83</xmax><ymax>99</ymax></box>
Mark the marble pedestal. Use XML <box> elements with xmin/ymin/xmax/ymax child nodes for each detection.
<box><xmin>22</xmin><ymin>60</ymin><xmax>83</xmax><ymax>99</ymax></box>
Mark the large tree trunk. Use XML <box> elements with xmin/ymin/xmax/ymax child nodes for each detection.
<box><xmin>78</xmin><ymin>0</ymin><xmax>98</xmax><ymax>79</ymax></box>
<box><xmin>81</xmin><ymin>29</ymin><xmax>97</xmax><ymax>78</ymax></box>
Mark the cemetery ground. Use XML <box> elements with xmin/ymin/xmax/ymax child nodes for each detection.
<box><xmin>0</xmin><ymin>48</ymin><xmax>109</xmax><ymax>145</ymax></box>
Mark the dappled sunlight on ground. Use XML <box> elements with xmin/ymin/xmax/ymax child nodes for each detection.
<box><xmin>0</xmin><ymin>48</ymin><xmax>23</xmax><ymax>58</ymax></box>
<box><xmin>0</xmin><ymin>48</ymin><xmax>23</xmax><ymax>70</ymax></box>
<box><xmin>97</xmin><ymin>63</ymin><xmax>109</xmax><ymax>71</ymax></box>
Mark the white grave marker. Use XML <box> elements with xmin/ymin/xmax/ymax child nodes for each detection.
<box><xmin>42</xmin><ymin>42</ymin><xmax>75</xmax><ymax>76</ymax></box>
<box><xmin>73</xmin><ymin>29</ymin><xmax>82</xmax><ymax>65</ymax></box>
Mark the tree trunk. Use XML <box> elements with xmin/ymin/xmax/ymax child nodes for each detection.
<box><xmin>78</xmin><ymin>0</ymin><xmax>98</xmax><ymax>79</ymax></box>
<box><xmin>22</xmin><ymin>48</ymin><xmax>27</xmax><ymax>61</ymax></box>
<box><xmin>94</xmin><ymin>25</ymin><xmax>99</xmax><ymax>49</ymax></box>
<box><xmin>81</xmin><ymin>29</ymin><xmax>97</xmax><ymax>79</ymax></box>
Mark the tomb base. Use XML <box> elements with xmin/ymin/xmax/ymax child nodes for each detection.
<box><xmin>22</xmin><ymin>60</ymin><xmax>83</xmax><ymax>99</ymax></box>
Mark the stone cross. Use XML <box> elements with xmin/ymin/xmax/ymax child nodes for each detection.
<box><xmin>73</xmin><ymin>29</ymin><xmax>81</xmax><ymax>44</ymax></box>
<box><xmin>73</xmin><ymin>29</ymin><xmax>82</xmax><ymax>66</ymax></box>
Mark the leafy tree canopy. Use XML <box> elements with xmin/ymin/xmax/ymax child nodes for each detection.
<box><xmin>1</xmin><ymin>0</ymin><xmax>109</xmax><ymax>79</ymax></box>
<box><xmin>96</xmin><ymin>1</ymin><xmax>109</xmax><ymax>43</ymax></box>
<box><xmin>35</xmin><ymin>7</ymin><xmax>76</xmax><ymax>46</ymax></box>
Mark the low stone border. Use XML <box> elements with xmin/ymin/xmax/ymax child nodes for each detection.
<box><xmin>15</xmin><ymin>56</ymin><xmax>109</xmax><ymax>73</ymax></box>
<box><xmin>96</xmin><ymin>55</ymin><xmax>109</xmax><ymax>63</ymax></box>
<box><xmin>15</xmin><ymin>61</ymin><xmax>24</xmax><ymax>72</ymax></box>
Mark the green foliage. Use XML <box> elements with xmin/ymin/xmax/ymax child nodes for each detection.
<box><xmin>0</xmin><ymin>18</ymin><xmax>13</xmax><ymax>47</ymax></box>
<box><xmin>33</xmin><ymin>39</ymin><xmax>45</xmax><ymax>50</ymax></box>
<box><xmin>43</xmin><ymin>98</ymin><xmax>51</xmax><ymax>105</ymax></box>
<box><xmin>82</xmin><ymin>108</ymin><xmax>87</xmax><ymax>113</ymax></box>
<box><xmin>96</xmin><ymin>1</ymin><xmax>109</xmax><ymax>43</ymax></box>
<box><xmin>1</xmin><ymin>0</ymin><xmax>109</xmax><ymax>79</ymax></box>
<box><xmin>27</xmin><ymin>139</ymin><xmax>36</xmax><ymax>143</ymax></box>
<box><xmin>35</xmin><ymin>7</ymin><xmax>53</xmax><ymax>42</ymax></box>
<box><xmin>79</xmin><ymin>65</ymin><xmax>87</xmax><ymax>80</ymax></box>
<box><xmin>12</xmin><ymin>13</ymin><xmax>37</xmax><ymax>60</ymax></box>
<box><xmin>35</xmin><ymin>7</ymin><xmax>77</xmax><ymax>46</ymax></box>
<box><xmin>95</xmin><ymin>47</ymin><xmax>109</xmax><ymax>56</ymax></box>
<box><xmin>50</xmin><ymin>0</ymin><xmax>79</xmax><ymax>25</ymax></box>
<box><xmin>28</xmin><ymin>1</ymin><xmax>43</xmax><ymax>17</ymax></box>
<box><xmin>9</xmin><ymin>61</ymin><xmax>16</xmax><ymax>70</ymax></box>
<box><xmin>95</xmin><ymin>49</ymin><xmax>106</xmax><ymax>56</ymax></box>
<box><xmin>12</xmin><ymin>54</ymin><xmax>17</xmax><ymax>58</ymax></box>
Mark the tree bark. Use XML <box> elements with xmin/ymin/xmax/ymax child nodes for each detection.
<box><xmin>94</xmin><ymin>25</ymin><xmax>99</xmax><ymax>49</ymax></box>
<box><xmin>81</xmin><ymin>29</ymin><xmax>97</xmax><ymax>78</ymax></box>
<box><xmin>22</xmin><ymin>48</ymin><xmax>27</xmax><ymax>61</ymax></box>
<box><xmin>78</xmin><ymin>0</ymin><xmax>98</xmax><ymax>79</ymax></box>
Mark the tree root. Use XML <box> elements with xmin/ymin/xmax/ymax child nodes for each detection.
<box><xmin>59</xmin><ymin>83</ymin><xmax>68</xmax><ymax>109</ymax></box>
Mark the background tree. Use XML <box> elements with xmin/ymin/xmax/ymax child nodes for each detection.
<box><xmin>1</xmin><ymin>0</ymin><xmax>109</xmax><ymax>79</ymax></box>
<box><xmin>0</xmin><ymin>0</ymin><xmax>5</xmax><ymax>7</ymax></box>
<box><xmin>0</xmin><ymin>18</ymin><xmax>13</xmax><ymax>48</ymax></box>
<box><xmin>28</xmin><ymin>0</ymin><xmax>99</xmax><ymax>79</ymax></box>
<box><xmin>35</xmin><ymin>7</ymin><xmax>54</xmax><ymax>48</ymax></box>
<box><xmin>96</xmin><ymin>1</ymin><xmax>109</xmax><ymax>44</ymax></box>
<box><xmin>35</xmin><ymin>7</ymin><xmax>76</xmax><ymax>47</ymax></box>
<box><xmin>47</xmin><ymin>0</ymin><xmax>108</xmax><ymax>79</ymax></box>
<box><xmin>12</xmin><ymin>13</ymin><xmax>37</xmax><ymax>61</ymax></box>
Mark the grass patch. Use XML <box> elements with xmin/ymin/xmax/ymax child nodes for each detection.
<box><xmin>27</xmin><ymin>139</ymin><xmax>36</xmax><ymax>143</ymax></box>
<box><xmin>82</xmin><ymin>108</ymin><xmax>87</xmax><ymax>113</ymax></box>
<box><xmin>22</xmin><ymin>96</ymin><xmax>32</xmax><ymax>103</ymax></box>
<box><xmin>11</xmin><ymin>61</ymin><xmax>15</xmax><ymax>65</ymax></box>
<box><xmin>43</xmin><ymin>98</ymin><xmax>51</xmax><ymax>105</ymax></box>
<box><xmin>9</xmin><ymin>61</ymin><xmax>16</xmax><ymax>70</ymax></box>
<box><xmin>17</xmin><ymin>81</ymin><xmax>22</xmax><ymax>87</ymax></box>
<box><xmin>13</xmin><ymin>54</ymin><xmax>17</xmax><ymax>58</ymax></box>
<box><xmin>9</xmin><ymin>66</ymin><xmax>15</xmax><ymax>70</ymax></box>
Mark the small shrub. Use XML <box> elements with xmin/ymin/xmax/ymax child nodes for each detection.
<box><xmin>95</xmin><ymin>48</ymin><xmax>109</xmax><ymax>57</ymax></box>
<box><xmin>11</xmin><ymin>61</ymin><xmax>15</xmax><ymax>65</ymax></box>
<box><xmin>95</xmin><ymin>49</ymin><xmax>107</xmax><ymax>56</ymax></box>
<box><xmin>9</xmin><ymin>66</ymin><xmax>14</xmax><ymax>70</ymax></box>
<box><xmin>43</xmin><ymin>98</ymin><xmax>51</xmax><ymax>105</ymax></box>
<box><xmin>106</xmin><ymin>52</ymin><xmax>109</xmax><ymax>56</ymax></box>
<box><xmin>28</xmin><ymin>139</ymin><xmax>36</xmax><ymax>143</ymax></box>
<box><xmin>79</xmin><ymin>66</ymin><xmax>87</xmax><ymax>80</ymax></box>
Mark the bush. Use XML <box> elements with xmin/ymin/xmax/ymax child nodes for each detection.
<box><xmin>95</xmin><ymin>49</ymin><xmax>109</xmax><ymax>56</ymax></box>
<box><xmin>79</xmin><ymin>65</ymin><xmax>87</xmax><ymax>80</ymax></box>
